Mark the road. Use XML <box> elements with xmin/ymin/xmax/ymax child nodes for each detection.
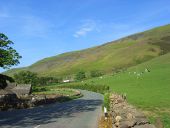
<box><xmin>0</xmin><ymin>90</ymin><xmax>103</xmax><ymax>128</ymax></box>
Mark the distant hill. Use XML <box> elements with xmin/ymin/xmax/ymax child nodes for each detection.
<box><xmin>4</xmin><ymin>24</ymin><xmax>170</xmax><ymax>77</ymax></box>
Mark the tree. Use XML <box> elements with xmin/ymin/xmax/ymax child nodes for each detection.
<box><xmin>13</xmin><ymin>71</ymin><xmax>60</xmax><ymax>86</ymax></box>
<box><xmin>75</xmin><ymin>71</ymin><xmax>86</xmax><ymax>80</ymax></box>
<box><xmin>13</xmin><ymin>71</ymin><xmax>38</xmax><ymax>86</ymax></box>
<box><xmin>37</xmin><ymin>76</ymin><xmax>60</xmax><ymax>86</ymax></box>
<box><xmin>0</xmin><ymin>74</ymin><xmax>14</xmax><ymax>89</ymax></box>
<box><xmin>0</xmin><ymin>33</ymin><xmax>21</xmax><ymax>69</ymax></box>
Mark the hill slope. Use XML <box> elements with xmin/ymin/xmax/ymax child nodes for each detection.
<box><xmin>5</xmin><ymin>24</ymin><xmax>170</xmax><ymax>77</ymax></box>
<box><xmin>79</xmin><ymin>52</ymin><xmax>170</xmax><ymax>127</ymax></box>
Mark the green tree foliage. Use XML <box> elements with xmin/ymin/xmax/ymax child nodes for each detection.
<box><xmin>75</xmin><ymin>71</ymin><xmax>86</xmax><ymax>80</ymax></box>
<box><xmin>0</xmin><ymin>74</ymin><xmax>14</xmax><ymax>89</ymax></box>
<box><xmin>13</xmin><ymin>71</ymin><xmax>60</xmax><ymax>86</ymax></box>
<box><xmin>90</xmin><ymin>70</ymin><xmax>103</xmax><ymax>77</ymax></box>
<box><xmin>13</xmin><ymin>71</ymin><xmax>38</xmax><ymax>85</ymax></box>
<box><xmin>0</xmin><ymin>33</ymin><xmax>21</xmax><ymax>69</ymax></box>
<box><xmin>37</xmin><ymin>77</ymin><xmax>60</xmax><ymax>86</ymax></box>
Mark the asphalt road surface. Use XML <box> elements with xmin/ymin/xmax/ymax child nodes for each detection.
<box><xmin>0</xmin><ymin>90</ymin><xmax>103</xmax><ymax>128</ymax></box>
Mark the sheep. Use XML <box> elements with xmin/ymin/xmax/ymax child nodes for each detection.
<box><xmin>145</xmin><ymin>68</ymin><xmax>150</xmax><ymax>72</ymax></box>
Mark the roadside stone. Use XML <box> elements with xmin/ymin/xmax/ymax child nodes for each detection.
<box><xmin>119</xmin><ymin>123</ymin><xmax>129</xmax><ymax>128</ymax></box>
<box><xmin>109</xmin><ymin>93</ymin><xmax>156</xmax><ymax>128</ymax></box>
<box><xmin>133</xmin><ymin>124</ymin><xmax>156</xmax><ymax>128</ymax></box>
<box><xmin>127</xmin><ymin>113</ymin><xmax>134</xmax><ymax>120</ymax></box>
<box><xmin>120</xmin><ymin>120</ymin><xmax>136</xmax><ymax>128</ymax></box>
<box><xmin>135</xmin><ymin>118</ymin><xmax>149</xmax><ymax>125</ymax></box>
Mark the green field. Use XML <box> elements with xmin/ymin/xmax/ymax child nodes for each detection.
<box><xmin>79</xmin><ymin>53</ymin><xmax>170</xmax><ymax>127</ymax></box>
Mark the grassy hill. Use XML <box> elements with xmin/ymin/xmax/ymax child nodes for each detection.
<box><xmin>64</xmin><ymin>53</ymin><xmax>170</xmax><ymax>127</ymax></box>
<box><xmin>83</xmin><ymin>53</ymin><xmax>170</xmax><ymax>108</ymax></box>
<box><xmin>4</xmin><ymin>24</ymin><xmax>170</xmax><ymax>77</ymax></box>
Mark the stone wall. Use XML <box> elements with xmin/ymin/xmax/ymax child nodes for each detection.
<box><xmin>110</xmin><ymin>94</ymin><xmax>156</xmax><ymax>128</ymax></box>
<box><xmin>0</xmin><ymin>93</ymin><xmax>19</xmax><ymax>110</ymax></box>
<box><xmin>0</xmin><ymin>90</ymin><xmax>81</xmax><ymax>111</ymax></box>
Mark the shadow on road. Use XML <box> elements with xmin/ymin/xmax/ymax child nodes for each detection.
<box><xmin>0</xmin><ymin>98</ymin><xmax>103</xmax><ymax>127</ymax></box>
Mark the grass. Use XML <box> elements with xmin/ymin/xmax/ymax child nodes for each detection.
<box><xmin>32</xmin><ymin>86</ymin><xmax>83</xmax><ymax>102</ymax></box>
<box><xmin>32</xmin><ymin>85</ymin><xmax>82</xmax><ymax>96</ymax></box>
<box><xmin>58</xmin><ymin>83</ymin><xmax>110</xmax><ymax>94</ymax></box>
<box><xmin>103</xmin><ymin>93</ymin><xmax>110</xmax><ymax>111</ymax></box>
<box><xmin>75</xmin><ymin>53</ymin><xmax>170</xmax><ymax>127</ymax></box>
<box><xmin>33</xmin><ymin>88</ymin><xmax>76</xmax><ymax>96</ymax></box>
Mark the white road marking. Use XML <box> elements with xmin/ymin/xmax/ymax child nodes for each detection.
<box><xmin>34</xmin><ymin>125</ymin><xmax>40</xmax><ymax>128</ymax></box>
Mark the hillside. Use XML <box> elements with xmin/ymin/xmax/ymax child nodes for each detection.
<box><xmin>4</xmin><ymin>24</ymin><xmax>170</xmax><ymax>77</ymax></box>
<box><xmin>33</xmin><ymin>52</ymin><xmax>170</xmax><ymax>126</ymax></box>
<box><xmin>78</xmin><ymin>52</ymin><xmax>170</xmax><ymax>127</ymax></box>
<box><xmin>83</xmin><ymin>52</ymin><xmax>170</xmax><ymax>107</ymax></box>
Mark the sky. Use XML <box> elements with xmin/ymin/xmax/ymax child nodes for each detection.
<box><xmin>0</xmin><ymin>0</ymin><xmax>170</xmax><ymax>72</ymax></box>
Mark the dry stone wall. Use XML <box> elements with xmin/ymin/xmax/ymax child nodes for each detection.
<box><xmin>110</xmin><ymin>94</ymin><xmax>156</xmax><ymax>128</ymax></box>
<box><xmin>0</xmin><ymin>89</ymin><xmax>81</xmax><ymax>111</ymax></box>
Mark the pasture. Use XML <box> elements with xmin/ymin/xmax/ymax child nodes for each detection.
<box><xmin>80</xmin><ymin>53</ymin><xmax>170</xmax><ymax>127</ymax></box>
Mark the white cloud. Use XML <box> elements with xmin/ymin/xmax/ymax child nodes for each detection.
<box><xmin>73</xmin><ymin>20</ymin><xmax>97</xmax><ymax>38</ymax></box>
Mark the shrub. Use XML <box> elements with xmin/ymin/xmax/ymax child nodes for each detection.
<box><xmin>90</xmin><ymin>70</ymin><xmax>103</xmax><ymax>78</ymax></box>
<box><xmin>13</xmin><ymin>71</ymin><xmax>60</xmax><ymax>86</ymax></box>
<box><xmin>75</xmin><ymin>71</ymin><xmax>86</xmax><ymax>80</ymax></box>
<box><xmin>13</xmin><ymin>71</ymin><xmax>38</xmax><ymax>86</ymax></box>
<box><xmin>37</xmin><ymin>77</ymin><xmax>60</xmax><ymax>86</ymax></box>
<box><xmin>59</xmin><ymin>83</ymin><xmax>109</xmax><ymax>94</ymax></box>
<box><xmin>32</xmin><ymin>86</ymin><xmax>48</xmax><ymax>92</ymax></box>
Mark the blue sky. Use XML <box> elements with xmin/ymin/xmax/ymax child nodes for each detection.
<box><xmin>0</xmin><ymin>0</ymin><xmax>170</xmax><ymax>72</ymax></box>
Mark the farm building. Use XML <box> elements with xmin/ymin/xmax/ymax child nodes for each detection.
<box><xmin>11</xmin><ymin>84</ymin><xmax>32</xmax><ymax>96</ymax></box>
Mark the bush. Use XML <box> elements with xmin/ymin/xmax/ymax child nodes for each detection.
<box><xmin>13</xmin><ymin>71</ymin><xmax>38</xmax><ymax>86</ymax></box>
<box><xmin>37</xmin><ymin>77</ymin><xmax>60</xmax><ymax>86</ymax></box>
<box><xmin>13</xmin><ymin>71</ymin><xmax>60</xmax><ymax>86</ymax></box>
<box><xmin>75</xmin><ymin>71</ymin><xmax>86</xmax><ymax>80</ymax></box>
<box><xmin>59</xmin><ymin>83</ymin><xmax>109</xmax><ymax>94</ymax></box>
<box><xmin>32</xmin><ymin>86</ymin><xmax>48</xmax><ymax>92</ymax></box>
<box><xmin>90</xmin><ymin>70</ymin><xmax>103</xmax><ymax>78</ymax></box>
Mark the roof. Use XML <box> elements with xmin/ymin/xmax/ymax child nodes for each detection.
<box><xmin>12</xmin><ymin>84</ymin><xmax>32</xmax><ymax>95</ymax></box>
<box><xmin>5</xmin><ymin>82</ymin><xmax>17</xmax><ymax>90</ymax></box>
<box><xmin>0</xmin><ymin>89</ymin><xmax>15</xmax><ymax>95</ymax></box>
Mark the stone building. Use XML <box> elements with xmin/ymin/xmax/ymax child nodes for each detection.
<box><xmin>12</xmin><ymin>84</ymin><xmax>32</xmax><ymax>96</ymax></box>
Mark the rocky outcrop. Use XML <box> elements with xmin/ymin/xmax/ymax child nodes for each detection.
<box><xmin>110</xmin><ymin>94</ymin><xmax>156</xmax><ymax>128</ymax></box>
